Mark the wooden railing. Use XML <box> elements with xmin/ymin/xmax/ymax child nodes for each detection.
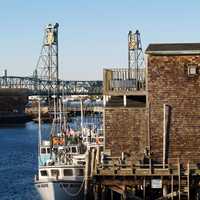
<box><xmin>103</xmin><ymin>68</ymin><xmax>146</xmax><ymax>95</ymax></box>
<box><xmin>95</xmin><ymin>155</ymin><xmax>183</xmax><ymax>176</ymax></box>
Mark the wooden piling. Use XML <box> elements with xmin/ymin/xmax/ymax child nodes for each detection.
<box><xmin>178</xmin><ymin>159</ymin><xmax>181</xmax><ymax>200</ymax></box>
<box><xmin>143</xmin><ymin>177</ymin><xmax>146</xmax><ymax>199</ymax></box>
<box><xmin>171</xmin><ymin>175</ymin><xmax>173</xmax><ymax>200</ymax></box>
<box><xmin>84</xmin><ymin>149</ymin><xmax>92</xmax><ymax>200</ymax></box>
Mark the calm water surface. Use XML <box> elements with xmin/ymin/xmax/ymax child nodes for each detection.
<box><xmin>0</xmin><ymin>115</ymin><xmax>102</xmax><ymax>200</ymax></box>
<box><xmin>0</xmin><ymin>122</ymin><xmax>49</xmax><ymax>200</ymax></box>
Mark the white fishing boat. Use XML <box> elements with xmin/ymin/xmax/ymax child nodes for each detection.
<box><xmin>35</xmin><ymin>142</ymin><xmax>85</xmax><ymax>200</ymax></box>
<box><xmin>35</xmin><ymin>99</ymin><xmax>86</xmax><ymax>200</ymax></box>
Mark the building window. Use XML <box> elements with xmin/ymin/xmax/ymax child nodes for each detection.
<box><xmin>188</xmin><ymin>65</ymin><xmax>198</xmax><ymax>77</ymax></box>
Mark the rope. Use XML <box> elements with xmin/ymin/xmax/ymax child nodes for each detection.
<box><xmin>60</xmin><ymin>178</ymin><xmax>85</xmax><ymax>197</ymax></box>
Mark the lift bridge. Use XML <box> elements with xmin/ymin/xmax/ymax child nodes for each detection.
<box><xmin>0</xmin><ymin>75</ymin><xmax>102</xmax><ymax>96</ymax></box>
<box><xmin>0</xmin><ymin>23</ymin><xmax>103</xmax><ymax>96</ymax></box>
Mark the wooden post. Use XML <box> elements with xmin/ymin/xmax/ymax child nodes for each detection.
<box><xmin>147</xmin><ymin>103</ymin><xmax>152</xmax><ymax>173</ymax></box>
<box><xmin>103</xmin><ymin>95</ymin><xmax>106</xmax><ymax>107</ymax></box>
<box><xmin>123</xmin><ymin>95</ymin><xmax>127</xmax><ymax>107</ymax></box>
<box><xmin>96</xmin><ymin>145</ymin><xmax>100</xmax><ymax>165</ymax></box>
<box><xmin>84</xmin><ymin>149</ymin><xmax>92</xmax><ymax>200</ymax></box>
<box><xmin>163</xmin><ymin>184</ymin><xmax>168</xmax><ymax>197</ymax></box>
<box><xmin>143</xmin><ymin>177</ymin><xmax>146</xmax><ymax>200</ymax></box>
<box><xmin>187</xmin><ymin>161</ymin><xmax>190</xmax><ymax>200</ymax></box>
<box><xmin>178</xmin><ymin>159</ymin><xmax>181</xmax><ymax>200</ymax></box>
<box><xmin>94</xmin><ymin>184</ymin><xmax>101</xmax><ymax>200</ymax></box>
<box><xmin>101</xmin><ymin>185</ymin><xmax>106</xmax><ymax>200</ymax></box>
<box><xmin>163</xmin><ymin>104</ymin><xmax>166</xmax><ymax>168</ymax></box>
<box><xmin>111</xmin><ymin>189</ymin><xmax>114</xmax><ymax>200</ymax></box>
<box><xmin>171</xmin><ymin>175</ymin><xmax>173</xmax><ymax>200</ymax></box>
<box><xmin>90</xmin><ymin>148</ymin><xmax>97</xmax><ymax>177</ymax></box>
<box><xmin>84</xmin><ymin>152</ymin><xmax>89</xmax><ymax>200</ymax></box>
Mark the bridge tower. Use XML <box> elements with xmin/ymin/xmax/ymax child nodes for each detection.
<box><xmin>128</xmin><ymin>30</ymin><xmax>144</xmax><ymax>88</ymax></box>
<box><xmin>36</xmin><ymin>23</ymin><xmax>59</xmax><ymax>92</ymax></box>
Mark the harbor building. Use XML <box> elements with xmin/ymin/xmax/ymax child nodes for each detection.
<box><xmin>97</xmin><ymin>43</ymin><xmax>200</xmax><ymax>199</ymax></box>
<box><xmin>146</xmin><ymin>43</ymin><xmax>200</xmax><ymax>165</ymax></box>
<box><xmin>104</xmin><ymin>43</ymin><xmax>200</xmax><ymax>166</ymax></box>
<box><xmin>103</xmin><ymin>68</ymin><xmax>147</xmax><ymax>163</ymax></box>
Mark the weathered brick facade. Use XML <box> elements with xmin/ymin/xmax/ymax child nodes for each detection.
<box><xmin>147</xmin><ymin>55</ymin><xmax>200</xmax><ymax>164</ymax></box>
<box><xmin>104</xmin><ymin>43</ymin><xmax>200</xmax><ymax>165</ymax></box>
<box><xmin>104</xmin><ymin>107</ymin><xmax>147</xmax><ymax>162</ymax></box>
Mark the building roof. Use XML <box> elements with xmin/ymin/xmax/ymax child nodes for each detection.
<box><xmin>145</xmin><ymin>43</ymin><xmax>200</xmax><ymax>55</ymax></box>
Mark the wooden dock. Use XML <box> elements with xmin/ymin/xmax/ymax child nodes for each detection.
<box><xmin>83</xmin><ymin>148</ymin><xmax>200</xmax><ymax>200</ymax></box>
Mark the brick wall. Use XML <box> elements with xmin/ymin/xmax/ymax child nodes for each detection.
<box><xmin>148</xmin><ymin>55</ymin><xmax>200</xmax><ymax>164</ymax></box>
<box><xmin>104</xmin><ymin>107</ymin><xmax>147</xmax><ymax>162</ymax></box>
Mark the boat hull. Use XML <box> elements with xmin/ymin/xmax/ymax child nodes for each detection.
<box><xmin>35</xmin><ymin>180</ymin><xmax>84</xmax><ymax>200</ymax></box>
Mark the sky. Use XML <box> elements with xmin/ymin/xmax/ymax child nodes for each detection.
<box><xmin>1</xmin><ymin>0</ymin><xmax>200</xmax><ymax>80</ymax></box>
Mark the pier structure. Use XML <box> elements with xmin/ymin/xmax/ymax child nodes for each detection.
<box><xmin>89</xmin><ymin>42</ymin><xmax>200</xmax><ymax>199</ymax></box>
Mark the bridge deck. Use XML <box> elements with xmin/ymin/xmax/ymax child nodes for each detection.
<box><xmin>0</xmin><ymin>76</ymin><xmax>103</xmax><ymax>96</ymax></box>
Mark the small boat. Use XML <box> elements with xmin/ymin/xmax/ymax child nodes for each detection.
<box><xmin>35</xmin><ymin>140</ymin><xmax>85</xmax><ymax>200</ymax></box>
<box><xmin>35</xmin><ymin>99</ymin><xmax>86</xmax><ymax>200</ymax></box>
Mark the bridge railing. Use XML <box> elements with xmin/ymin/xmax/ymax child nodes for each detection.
<box><xmin>0</xmin><ymin>76</ymin><xmax>103</xmax><ymax>95</ymax></box>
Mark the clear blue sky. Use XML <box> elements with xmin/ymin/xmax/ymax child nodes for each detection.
<box><xmin>1</xmin><ymin>0</ymin><xmax>200</xmax><ymax>80</ymax></box>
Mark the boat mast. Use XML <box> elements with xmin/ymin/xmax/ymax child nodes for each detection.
<box><xmin>59</xmin><ymin>98</ymin><xmax>62</xmax><ymax>132</ymax></box>
<box><xmin>38</xmin><ymin>97</ymin><xmax>42</xmax><ymax>168</ymax></box>
<box><xmin>62</xmin><ymin>86</ymin><xmax>67</xmax><ymax>132</ymax></box>
<box><xmin>80</xmin><ymin>98</ymin><xmax>84</xmax><ymax>136</ymax></box>
<box><xmin>38</xmin><ymin>98</ymin><xmax>42</xmax><ymax>146</ymax></box>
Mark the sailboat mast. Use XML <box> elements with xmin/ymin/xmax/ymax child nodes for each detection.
<box><xmin>59</xmin><ymin>98</ymin><xmax>62</xmax><ymax>132</ymax></box>
<box><xmin>62</xmin><ymin>87</ymin><xmax>67</xmax><ymax>132</ymax></box>
<box><xmin>38</xmin><ymin>98</ymin><xmax>42</xmax><ymax>146</ymax></box>
<box><xmin>80</xmin><ymin>98</ymin><xmax>83</xmax><ymax>135</ymax></box>
<box><xmin>38</xmin><ymin>98</ymin><xmax>42</xmax><ymax>168</ymax></box>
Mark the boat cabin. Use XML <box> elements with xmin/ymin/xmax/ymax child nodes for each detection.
<box><xmin>39</xmin><ymin>140</ymin><xmax>83</xmax><ymax>166</ymax></box>
<box><xmin>38</xmin><ymin>167</ymin><xmax>84</xmax><ymax>181</ymax></box>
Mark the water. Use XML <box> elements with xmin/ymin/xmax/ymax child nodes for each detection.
<box><xmin>0</xmin><ymin>115</ymin><xmax>102</xmax><ymax>200</ymax></box>
<box><xmin>0</xmin><ymin>122</ymin><xmax>42</xmax><ymax>200</ymax></box>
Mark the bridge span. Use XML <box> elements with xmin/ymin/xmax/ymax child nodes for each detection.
<box><xmin>0</xmin><ymin>76</ymin><xmax>103</xmax><ymax>96</ymax></box>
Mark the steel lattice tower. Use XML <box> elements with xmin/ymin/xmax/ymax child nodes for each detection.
<box><xmin>36</xmin><ymin>23</ymin><xmax>59</xmax><ymax>85</ymax></box>
<box><xmin>128</xmin><ymin>30</ymin><xmax>144</xmax><ymax>88</ymax></box>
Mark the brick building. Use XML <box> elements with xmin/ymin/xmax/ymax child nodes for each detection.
<box><xmin>103</xmin><ymin>68</ymin><xmax>147</xmax><ymax>162</ymax></box>
<box><xmin>104</xmin><ymin>43</ymin><xmax>200</xmax><ymax>165</ymax></box>
<box><xmin>146</xmin><ymin>43</ymin><xmax>200</xmax><ymax>164</ymax></box>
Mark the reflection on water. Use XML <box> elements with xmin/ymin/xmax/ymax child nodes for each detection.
<box><xmin>0</xmin><ymin>124</ymin><xmax>26</xmax><ymax>128</ymax></box>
